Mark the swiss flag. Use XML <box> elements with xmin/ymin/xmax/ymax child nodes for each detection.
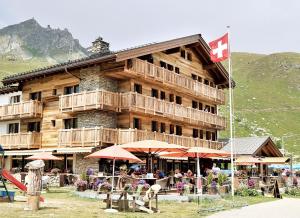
<box><xmin>209</xmin><ymin>33</ymin><xmax>229</xmax><ymax>62</ymax></box>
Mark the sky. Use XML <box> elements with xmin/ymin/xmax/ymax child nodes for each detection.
<box><xmin>0</xmin><ymin>0</ymin><xmax>299</xmax><ymax>54</ymax></box>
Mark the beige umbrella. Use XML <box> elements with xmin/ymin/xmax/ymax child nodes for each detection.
<box><xmin>119</xmin><ymin>140</ymin><xmax>187</xmax><ymax>171</ymax></box>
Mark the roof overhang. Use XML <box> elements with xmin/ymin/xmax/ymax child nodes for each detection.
<box><xmin>2</xmin><ymin>34</ymin><xmax>233</xmax><ymax>87</ymax></box>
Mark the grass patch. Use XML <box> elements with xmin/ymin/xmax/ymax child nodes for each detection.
<box><xmin>0</xmin><ymin>187</ymin><xmax>278</xmax><ymax>218</ymax></box>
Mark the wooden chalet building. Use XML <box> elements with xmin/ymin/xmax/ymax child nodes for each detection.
<box><xmin>0</xmin><ymin>34</ymin><xmax>231</xmax><ymax>173</ymax></box>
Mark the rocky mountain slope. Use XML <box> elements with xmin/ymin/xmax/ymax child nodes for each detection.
<box><xmin>0</xmin><ymin>18</ymin><xmax>87</xmax><ymax>63</ymax></box>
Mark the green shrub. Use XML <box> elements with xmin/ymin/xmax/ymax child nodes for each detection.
<box><xmin>285</xmin><ymin>187</ymin><xmax>300</xmax><ymax>196</ymax></box>
<box><xmin>235</xmin><ymin>187</ymin><xmax>259</xmax><ymax>196</ymax></box>
<box><xmin>217</xmin><ymin>173</ymin><xmax>228</xmax><ymax>186</ymax></box>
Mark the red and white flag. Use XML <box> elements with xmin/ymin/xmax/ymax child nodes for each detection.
<box><xmin>209</xmin><ymin>33</ymin><xmax>229</xmax><ymax>62</ymax></box>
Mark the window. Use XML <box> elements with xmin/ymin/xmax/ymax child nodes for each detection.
<box><xmin>133</xmin><ymin>118</ymin><xmax>141</xmax><ymax>130</ymax></box>
<box><xmin>204</xmin><ymin>105</ymin><xmax>210</xmax><ymax>112</ymax></box>
<box><xmin>51</xmin><ymin>120</ymin><xmax>56</xmax><ymax>127</ymax></box>
<box><xmin>212</xmin><ymin>132</ymin><xmax>216</xmax><ymax>141</ymax></box>
<box><xmin>169</xmin><ymin>94</ymin><xmax>174</xmax><ymax>102</ymax></box>
<box><xmin>191</xmin><ymin>74</ymin><xmax>197</xmax><ymax>80</ymax></box>
<box><xmin>204</xmin><ymin>79</ymin><xmax>209</xmax><ymax>85</ymax></box>
<box><xmin>175</xmin><ymin>96</ymin><xmax>182</xmax><ymax>105</ymax></box>
<box><xmin>193</xmin><ymin>129</ymin><xmax>198</xmax><ymax>138</ymax></box>
<box><xmin>180</xmin><ymin>49</ymin><xmax>192</xmax><ymax>61</ymax></box>
<box><xmin>197</xmin><ymin>77</ymin><xmax>202</xmax><ymax>83</ymax></box>
<box><xmin>52</xmin><ymin>89</ymin><xmax>57</xmax><ymax>96</ymax></box>
<box><xmin>160</xmin><ymin>123</ymin><xmax>166</xmax><ymax>133</ymax></box>
<box><xmin>169</xmin><ymin>124</ymin><xmax>174</xmax><ymax>134</ymax></box>
<box><xmin>211</xmin><ymin>106</ymin><xmax>215</xmax><ymax>114</ymax></box>
<box><xmin>206</xmin><ymin>131</ymin><xmax>211</xmax><ymax>140</ymax></box>
<box><xmin>160</xmin><ymin>91</ymin><xmax>166</xmax><ymax>100</ymax></box>
<box><xmin>210</xmin><ymin>82</ymin><xmax>215</xmax><ymax>87</ymax></box>
<box><xmin>175</xmin><ymin>67</ymin><xmax>180</xmax><ymax>74</ymax></box>
<box><xmin>151</xmin><ymin>121</ymin><xmax>158</xmax><ymax>132</ymax></box>
<box><xmin>180</xmin><ymin>50</ymin><xmax>185</xmax><ymax>58</ymax></box>
<box><xmin>10</xmin><ymin>95</ymin><xmax>20</xmax><ymax>104</ymax></box>
<box><xmin>30</xmin><ymin>92</ymin><xmax>41</xmax><ymax>101</ymax></box>
<box><xmin>187</xmin><ymin>52</ymin><xmax>192</xmax><ymax>61</ymax></box>
<box><xmin>167</xmin><ymin>64</ymin><xmax>174</xmax><ymax>71</ymax></box>
<box><xmin>8</xmin><ymin>123</ymin><xmax>19</xmax><ymax>133</ymax></box>
<box><xmin>27</xmin><ymin>122</ymin><xmax>40</xmax><ymax>132</ymax></box>
<box><xmin>199</xmin><ymin>130</ymin><xmax>204</xmax><ymax>139</ymax></box>
<box><xmin>175</xmin><ymin>125</ymin><xmax>182</xmax><ymax>136</ymax></box>
<box><xmin>63</xmin><ymin>118</ymin><xmax>78</xmax><ymax>129</ymax></box>
<box><xmin>192</xmin><ymin>101</ymin><xmax>198</xmax><ymax>109</ymax></box>
<box><xmin>199</xmin><ymin>103</ymin><xmax>203</xmax><ymax>110</ymax></box>
<box><xmin>64</xmin><ymin>85</ymin><xmax>79</xmax><ymax>95</ymax></box>
<box><xmin>151</xmin><ymin>89</ymin><xmax>159</xmax><ymax>98</ymax></box>
<box><xmin>134</xmin><ymin>83</ymin><xmax>142</xmax><ymax>94</ymax></box>
<box><xmin>160</xmin><ymin>61</ymin><xmax>167</xmax><ymax>69</ymax></box>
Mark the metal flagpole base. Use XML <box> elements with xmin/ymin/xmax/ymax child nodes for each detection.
<box><xmin>104</xmin><ymin>208</ymin><xmax>118</xmax><ymax>213</ymax></box>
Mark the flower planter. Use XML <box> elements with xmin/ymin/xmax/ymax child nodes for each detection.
<box><xmin>77</xmin><ymin>184</ymin><xmax>87</xmax><ymax>192</ymax></box>
<box><xmin>207</xmin><ymin>187</ymin><xmax>218</xmax><ymax>195</ymax></box>
<box><xmin>218</xmin><ymin>186</ymin><xmax>228</xmax><ymax>195</ymax></box>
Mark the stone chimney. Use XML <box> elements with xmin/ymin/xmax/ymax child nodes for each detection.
<box><xmin>88</xmin><ymin>36</ymin><xmax>110</xmax><ymax>54</ymax></box>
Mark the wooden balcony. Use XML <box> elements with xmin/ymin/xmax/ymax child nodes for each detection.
<box><xmin>120</xmin><ymin>92</ymin><xmax>226</xmax><ymax>129</ymax></box>
<box><xmin>126</xmin><ymin>58</ymin><xmax>225</xmax><ymax>104</ymax></box>
<box><xmin>59</xmin><ymin>90</ymin><xmax>226</xmax><ymax>129</ymax></box>
<box><xmin>58</xmin><ymin>127</ymin><xmax>223</xmax><ymax>149</ymax></box>
<box><xmin>0</xmin><ymin>100</ymin><xmax>42</xmax><ymax>120</ymax></box>
<box><xmin>0</xmin><ymin>132</ymin><xmax>42</xmax><ymax>150</ymax></box>
<box><xmin>59</xmin><ymin>90</ymin><xmax>119</xmax><ymax>112</ymax></box>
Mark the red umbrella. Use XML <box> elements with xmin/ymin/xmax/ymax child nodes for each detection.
<box><xmin>85</xmin><ymin>145</ymin><xmax>141</xmax><ymax>213</ymax></box>
<box><xmin>26</xmin><ymin>152</ymin><xmax>62</xmax><ymax>161</ymax></box>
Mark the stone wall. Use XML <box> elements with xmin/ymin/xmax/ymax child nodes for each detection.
<box><xmin>75</xmin><ymin>153</ymin><xmax>99</xmax><ymax>175</ymax></box>
<box><xmin>77</xmin><ymin>111</ymin><xmax>117</xmax><ymax>128</ymax></box>
<box><xmin>77</xmin><ymin>65</ymin><xmax>118</xmax><ymax>129</ymax></box>
<box><xmin>79</xmin><ymin>66</ymin><xmax>118</xmax><ymax>92</ymax></box>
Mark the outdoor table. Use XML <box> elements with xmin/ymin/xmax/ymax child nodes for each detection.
<box><xmin>137</xmin><ymin>177</ymin><xmax>157</xmax><ymax>185</ymax></box>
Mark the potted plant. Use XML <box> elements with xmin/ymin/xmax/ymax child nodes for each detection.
<box><xmin>208</xmin><ymin>181</ymin><xmax>218</xmax><ymax>194</ymax></box>
<box><xmin>217</xmin><ymin>173</ymin><xmax>228</xmax><ymax>194</ymax></box>
<box><xmin>99</xmin><ymin>182</ymin><xmax>112</xmax><ymax>193</ymax></box>
<box><xmin>74</xmin><ymin>179</ymin><xmax>88</xmax><ymax>192</ymax></box>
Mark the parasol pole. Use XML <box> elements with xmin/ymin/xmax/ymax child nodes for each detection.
<box><xmin>105</xmin><ymin>158</ymin><xmax>118</xmax><ymax>213</ymax></box>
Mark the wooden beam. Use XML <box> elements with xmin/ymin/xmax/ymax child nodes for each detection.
<box><xmin>203</xmin><ymin>64</ymin><xmax>217</xmax><ymax>70</ymax></box>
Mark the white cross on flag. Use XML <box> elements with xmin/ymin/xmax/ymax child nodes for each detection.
<box><xmin>209</xmin><ymin>33</ymin><xmax>229</xmax><ymax>62</ymax></box>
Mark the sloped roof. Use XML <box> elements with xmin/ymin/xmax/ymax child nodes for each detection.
<box><xmin>221</xmin><ymin>136</ymin><xmax>281</xmax><ymax>156</ymax></box>
<box><xmin>2</xmin><ymin>34</ymin><xmax>232</xmax><ymax>87</ymax></box>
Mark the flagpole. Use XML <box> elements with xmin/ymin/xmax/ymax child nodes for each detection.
<box><xmin>227</xmin><ymin>25</ymin><xmax>234</xmax><ymax>198</ymax></box>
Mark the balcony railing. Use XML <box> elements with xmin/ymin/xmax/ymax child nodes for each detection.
<box><xmin>120</xmin><ymin>92</ymin><xmax>225</xmax><ymax>129</ymax></box>
<box><xmin>126</xmin><ymin>58</ymin><xmax>225</xmax><ymax>104</ymax></box>
<box><xmin>59</xmin><ymin>90</ymin><xmax>225</xmax><ymax>129</ymax></box>
<box><xmin>0</xmin><ymin>100</ymin><xmax>42</xmax><ymax>120</ymax></box>
<box><xmin>59</xmin><ymin>90</ymin><xmax>119</xmax><ymax>112</ymax></box>
<box><xmin>58</xmin><ymin>127</ymin><xmax>223</xmax><ymax>149</ymax></box>
<box><xmin>0</xmin><ymin>132</ymin><xmax>42</xmax><ymax>150</ymax></box>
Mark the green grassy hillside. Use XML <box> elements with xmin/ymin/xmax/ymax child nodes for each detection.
<box><xmin>221</xmin><ymin>52</ymin><xmax>300</xmax><ymax>154</ymax></box>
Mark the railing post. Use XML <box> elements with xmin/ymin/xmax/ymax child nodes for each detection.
<box><xmin>81</xmin><ymin>127</ymin><xmax>85</xmax><ymax>147</ymax></box>
<box><xmin>100</xmin><ymin>126</ymin><xmax>104</xmax><ymax>146</ymax></box>
<box><xmin>83</xmin><ymin>91</ymin><xmax>87</xmax><ymax>110</ymax></box>
<box><xmin>70</xmin><ymin>128</ymin><xmax>73</xmax><ymax>147</ymax></box>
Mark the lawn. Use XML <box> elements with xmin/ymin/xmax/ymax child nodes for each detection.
<box><xmin>0</xmin><ymin>187</ymin><xmax>277</xmax><ymax>218</ymax></box>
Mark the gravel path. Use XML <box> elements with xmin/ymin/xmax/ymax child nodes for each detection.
<box><xmin>209</xmin><ymin>198</ymin><xmax>300</xmax><ymax>218</ymax></box>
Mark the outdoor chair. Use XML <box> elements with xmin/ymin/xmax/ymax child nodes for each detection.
<box><xmin>156</xmin><ymin>177</ymin><xmax>169</xmax><ymax>193</ymax></box>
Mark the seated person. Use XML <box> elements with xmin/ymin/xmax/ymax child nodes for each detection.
<box><xmin>128</xmin><ymin>169</ymin><xmax>138</xmax><ymax>179</ymax></box>
<box><xmin>174</xmin><ymin>169</ymin><xmax>183</xmax><ymax>182</ymax></box>
<box><xmin>155</xmin><ymin>170</ymin><xmax>165</xmax><ymax>179</ymax></box>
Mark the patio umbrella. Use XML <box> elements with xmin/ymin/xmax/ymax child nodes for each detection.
<box><xmin>119</xmin><ymin>140</ymin><xmax>187</xmax><ymax>172</ymax></box>
<box><xmin>85</xmin><ymin>145</ymin><xmax>142</xmax><ymax>213</ymax></box>
<box><xmin>161</xmin><ymin>147</ymin><xmax>230</xmax><ymax>194</ymax></box>
<box><xmin>26</xmin><ymin>152</ymin><xmax>63</xmax><ymax>161</ymax></box>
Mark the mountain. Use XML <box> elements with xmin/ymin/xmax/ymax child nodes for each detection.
<box><xmin>220</xmin><ymin>52</ymin><xmax>300</xmax><ymax>155</ymax></box>
<box><xmin>0</xmin><ymin>18</ymin><xmax>87</xmax><ymax>63</ymax></box>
